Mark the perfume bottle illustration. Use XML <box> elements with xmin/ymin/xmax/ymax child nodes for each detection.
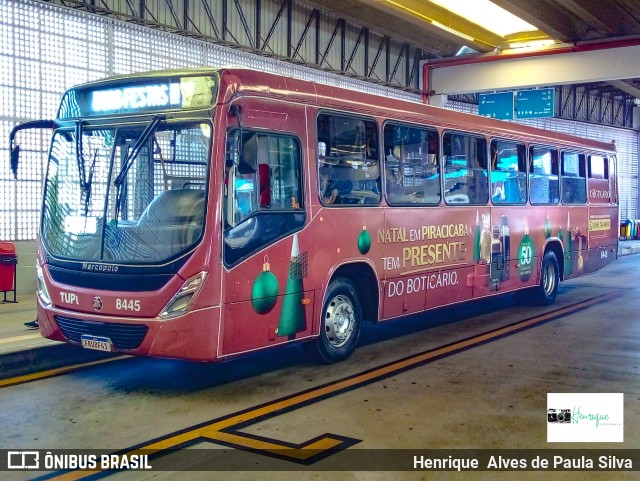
<box><xmin>544</xmin><ymin>215</ymin><xmax>552</xmax><ymax>239</ymax></box>
<box><xmin>565</xmin><ymin>212</ymin><xmax>573</xmax><ymax>278</ymax></box>
<box><xmin>500</xmin><ymin>214</ymin><xmax>510</xmax><ymax>281</ymax></box>
<box><xmin>480</xmin><ymin>213</ymin><xmax>491</xmax><ymax>264</ymax></box>
<box><xmin>490</xmin><ymin>225</ymin><xmax>503</xmax><ymax>290</ymax></box>
<box><xmin>473</xmin><ymin>210</ymin><xmax>481</xmax><ymax>262</ymax></box>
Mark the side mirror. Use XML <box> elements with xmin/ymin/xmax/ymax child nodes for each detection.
<box><xmin>10</xmin><ymin>144</ymin><xmax>20</xmax><ymax>180</ymax></box>
<box><xmin>9</xmin><ymin>119</ymin><xmax>56</xmax><ymax>179</ymax></box>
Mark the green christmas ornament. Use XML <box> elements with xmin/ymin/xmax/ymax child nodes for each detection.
<box><xmin>251</xmin><ymin>259</ymin><xmax>279</xmax><ymax>314</ymax></box>
<box><xmin>358</xmin><ymin>225</ymin><xmax>371</xmax><ymax>255</ymax></box>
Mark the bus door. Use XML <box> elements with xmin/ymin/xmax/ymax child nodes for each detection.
<box><xmin>221</xmin><ymin>128</ymin><xmax>312</xmax><ymax>356</ymax></box>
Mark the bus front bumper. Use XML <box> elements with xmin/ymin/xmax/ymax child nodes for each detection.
<box><xmin>37</xmin><ymin>302</ymin><xmax>221</xmax><ymax>362</ymax></box>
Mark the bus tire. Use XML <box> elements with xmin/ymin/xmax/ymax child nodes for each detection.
<box><xmin>303</xmin><ymin>278</ymin><xmax>362</xmax><ymax>364</ymax></box>
<box><xmin>534</xmin><ymin>251</ymin><xmax>560</xmax><ymax>306</ymax></box>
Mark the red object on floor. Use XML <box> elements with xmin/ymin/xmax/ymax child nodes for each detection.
<box><xmin>0</xmin><ymin>242</ymin><xmax>17</xmax><ymax>301</ymax></box>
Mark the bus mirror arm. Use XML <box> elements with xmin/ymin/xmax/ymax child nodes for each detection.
<box><xmin>9</xmin><ymin>119</ymin><xmax>56</xmax><ymax>179</ymax></box>
<box><xmin>226</xmin><ymin>166</ymin><xmax>237</xmax><ymax>228</ymax></box>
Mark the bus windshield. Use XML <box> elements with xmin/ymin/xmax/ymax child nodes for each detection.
<box><xmin>42</xmin><ymin>121</ymin><xmax>211</xmax><ymax>265</ymax></box>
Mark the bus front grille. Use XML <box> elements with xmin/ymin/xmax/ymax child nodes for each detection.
<box><xmin>54</xmin><ymin>316</ymin><xmax>149</xmax><ymax>350</ymax></box>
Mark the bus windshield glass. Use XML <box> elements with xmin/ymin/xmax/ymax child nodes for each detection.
<box><xmin>42</xmin><ymin>122</ymin><xmax>210</xmax><ymax>264</ymax></box>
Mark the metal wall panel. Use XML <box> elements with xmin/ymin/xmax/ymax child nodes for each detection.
<box><xmin>290</xmin><ymin>4</ymin><xmax>318</xmax><ymax>64</ymax></box>
<box><xmin>48</xmin><ymin>0</ymin><xmax>422</xmax><ymax>90</ymax></box>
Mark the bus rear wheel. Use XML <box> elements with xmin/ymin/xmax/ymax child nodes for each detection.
<box><xmin>303</xmin><ymin>277</ymin><xmax>362</xmax><ymax>364</ymax></box>
<box><xmin>534</xmin><ymin>251</ymin><xmax>560</xmax><ymax>305</ymax></box>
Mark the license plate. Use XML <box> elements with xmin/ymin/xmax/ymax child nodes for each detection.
<box><xmin>80</xmin><ymin>334</ymin><xmax>113</xmax><ymax>352</ymax></box>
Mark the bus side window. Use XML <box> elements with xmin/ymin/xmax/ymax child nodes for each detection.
<box><xmin>561</xmin><ymin>151</ymin><xmax>586</xmax><ymax>204</ymax></box>
<box><xmin>490</xmin><ymin>139</ymin><xmax>527</xmax><ymax>204</ymax></box>
<box><xmin>443</xmin><ymin>132</ymin><xmax>487</xmax><ymax>205</ymax></box>
<box><xmin>588</xmin><ymin>154</ymin><xmax>610</xmax><ymax>205</ymax></box>
<box><xmin>608</xmin><ymin>155</ymin><xmax>618</xmax><ymax>204</ymax></box>
<box><xmin>383</xmin><ymin>123</ymin><xmax>440</xmax><ymax>205</ymax></box>
<box><xmin>588</xmin><ymin>154</ymin><xmax>608</xmax><ymax>180</ymax></box>
<box><xmin>529</xmin><ymin>146</ymin><xmax>559</xmax><ymax>205</ymax></box>
<box><xmin>317</xmin><ymin>113</ymin><xmax>380</xmax><ymax>206</ymax></box>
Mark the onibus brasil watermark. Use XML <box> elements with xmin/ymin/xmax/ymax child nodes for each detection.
<box><xmin>7</xmin><ymin>451</ymin><xmax>151</xmax><ymax>471</ymax></box>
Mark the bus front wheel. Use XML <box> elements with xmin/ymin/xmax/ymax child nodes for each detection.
<box><xmin>303</xmin><ymin>278</ymin><xmax>362</xmax><ymax>364</ymax></box>
<box><xmin>534</xmin><ymin>251</ymin><xmax>560</xmax><ymax>305</ymax></box>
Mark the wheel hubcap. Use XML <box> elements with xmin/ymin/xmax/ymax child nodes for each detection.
<box><xmin>324</xmin><ymin>294</ymin><xmax>354</xmax><ymax>348</ymax></box>
<box><xmin>543</xmin><ymin>261</ymin><xmax>556</xmax><ymax>296</ymax></box>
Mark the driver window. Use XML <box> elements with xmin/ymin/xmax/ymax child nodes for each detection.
<box><xmin>223</xmin><ymin>130</ymin><xmax>305</xmax><ymax>267</ymax></box>
<box><xmin>226</xmin><ymin>131</ymin><xmax>303</xmax><ymax>226</ymax></box>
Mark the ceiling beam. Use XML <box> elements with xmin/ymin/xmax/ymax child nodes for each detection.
<box><xmin>303</xmin><ymin>0</ymin><xmax>462</xmax><ymax>56</ymax></box>
<box><xmin>607</xmin><ymin>79</ymin><xmax>640</xmax><ymax>100</ymax></box>
<box><xmin>615</xmin><ymin>0</ymin><xmax>640</xmax><ymax>25</ymax></box>
<box><xmin>554</xmin><ymin>0</ymin><xmax>621</xmax><ymax>36</ymax></box>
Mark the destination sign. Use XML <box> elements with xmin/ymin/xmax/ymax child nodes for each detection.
<box><xmin>91</xmin><ymin>84</ymin><xmax>182</xmax><ymax>113</ymax></box>
<box><xmin>57</xmin><ymin>75</ymin><xmax>218</xmax><ymax>119</ymax></box>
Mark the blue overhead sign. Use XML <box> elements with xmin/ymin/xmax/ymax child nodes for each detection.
<box><xmin>479</xmin><ymin>92</ymin><xmax>514</xmax><ymax>120</ymax></box>
<box><xmin>516</xmin><ymin>88</ymin><xmax>555</xmax><ymax>118</ymax></box>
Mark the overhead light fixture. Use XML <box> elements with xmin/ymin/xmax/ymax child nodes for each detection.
<box><xmin>429</xmin><ymin>0</ymin><xmax>538</xmax><ymax>37</ymax></box>
<box><xmin>380</xmin><ymin>0</ymin><xmax>556</xmax><ymax>49</ymax></box>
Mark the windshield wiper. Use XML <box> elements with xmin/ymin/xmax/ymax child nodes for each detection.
<box><xmin>114</xmin><ymin>114</ymin><xmax>165</xmax><ymax>188</ymax></box>
<box><xmin>74</xmin><ymin>122</ymin><xmax>100</xmax><ymax>216</ymax></box>
<box><xmin>75</xmin><ymin>121</ymin><xmax>96</xmax><ymax>216</ymax></box>
<box><xmin>83</xmin><ymin>149</ymin><xmax>97</xmax><ymax>216</ymax></box>
<box><xmin>113</xmin><ymin>115</ymin><xmax>165</xmax><ymax>224</ymax></box>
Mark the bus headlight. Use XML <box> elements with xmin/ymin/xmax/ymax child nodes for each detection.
<box><xmin>159</xmin><ymin>271</ymin><xmax>207</xmax><ymax>319</ymax></box>
<box><xmin>36</xmin><ymin>261</ymin><xmax>52</xmax><ymax>308</ymax></box>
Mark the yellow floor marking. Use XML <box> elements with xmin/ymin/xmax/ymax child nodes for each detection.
<box><xmin>0</xmin><ymin>333</ymin><xmax>42</xmax><ymax>345</ymax></box>
<box><xmin>38</xmin><ymin>292</ymin><xmax>619</xmax><ymax>480</ymax></box>
<box><xmin>0</xmin><ymin>355</ymin><xmax>129</xmax><ymax>388</ymax></box>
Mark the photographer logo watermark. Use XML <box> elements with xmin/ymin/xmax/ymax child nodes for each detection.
<box><xmin>547</xmin><ymin>409</ymin><xmax>571</xmax><ymax>423</ymax></box>
<box><xmin>7</xmin><ymin>451</ymin><xmax>39</xmax><ymax>469</ymax></box>
<box><xmin>547</xmin><ymin>393</ymin><xmax>623</xmax><ymax>442</ymax></box>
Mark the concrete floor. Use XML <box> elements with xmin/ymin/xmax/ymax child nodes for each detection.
<box><xmin>1</xmin><ymin>252</ymin><xmax>640</xmax><ymax>481</ymax></box>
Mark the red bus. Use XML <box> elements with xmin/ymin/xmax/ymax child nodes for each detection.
<box><xmin>10</xmin><ymin>67</ymin><xmax>618</xmax><ymax>363</ymax></box>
